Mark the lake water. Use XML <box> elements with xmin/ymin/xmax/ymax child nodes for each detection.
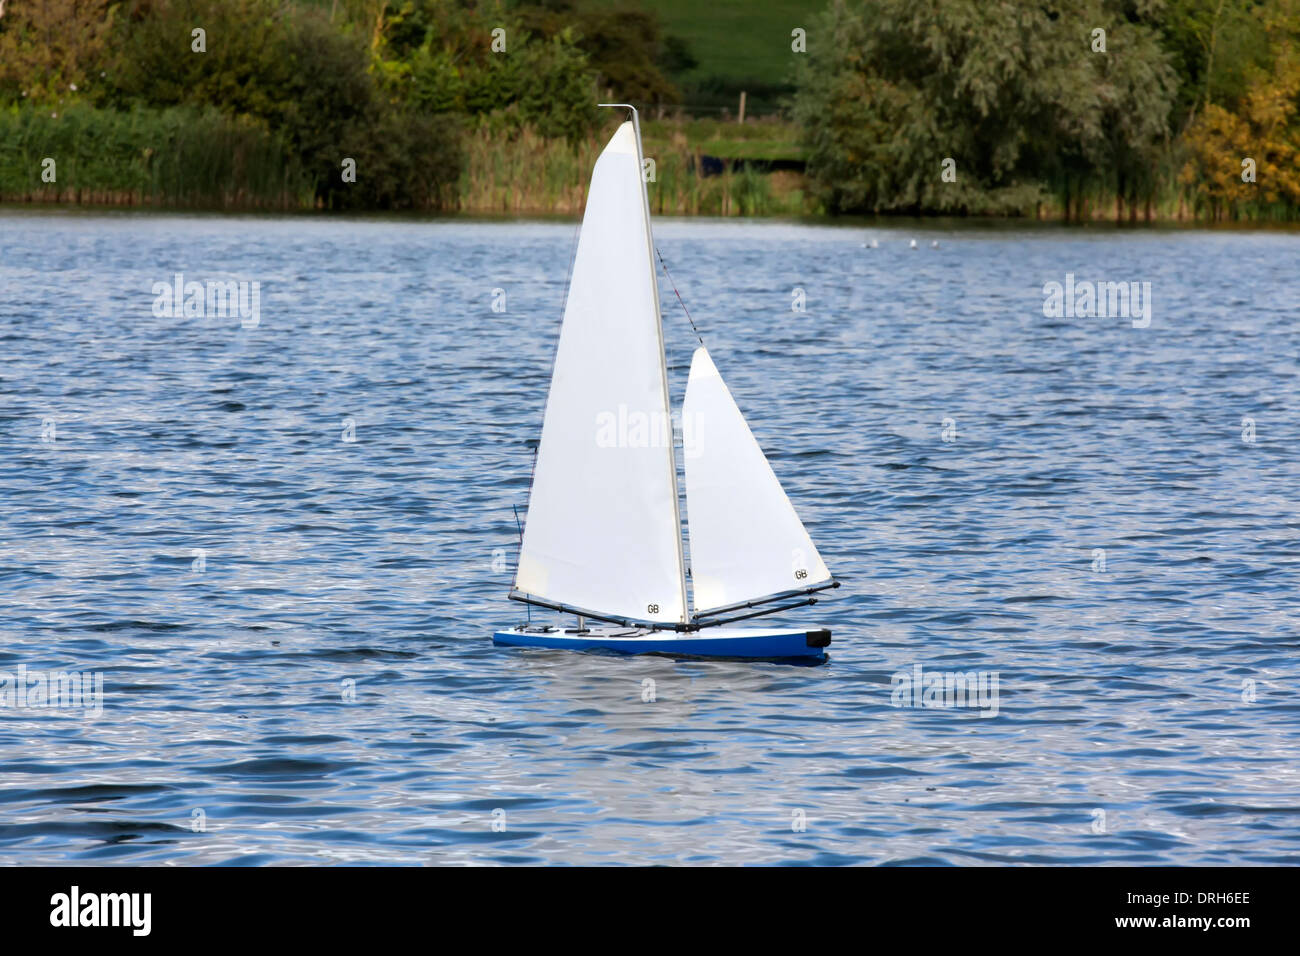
<box><xmin>2</xmin><ymin>210</ymin><xmax>1298</xmax><ymax>865</ymax></box>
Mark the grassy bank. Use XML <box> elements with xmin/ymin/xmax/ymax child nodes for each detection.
<box><xmin>0</xmin><ymin>105</ymin><xmax>314</xmax><ymax>209</ymax></box>
<box><xmin>640</xmin><ymin>116</ymin><xmax>805</xmax><ymax>162</ymax></box>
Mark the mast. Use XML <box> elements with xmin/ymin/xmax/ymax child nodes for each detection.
<box><xmin>598</xmin><ymin>103</ymin><xmax>690</xmax><ymax>625</ymax></box>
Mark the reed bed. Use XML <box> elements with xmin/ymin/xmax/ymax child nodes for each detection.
<box><xmin>0</xmin><ymin>104</ymin><xmax>315</xmax><ymax>209</ymax></box>
<box><xmin>456</xmin><ymin>124</ymin><xmax>808</xmax><ymax>217</ymax></box>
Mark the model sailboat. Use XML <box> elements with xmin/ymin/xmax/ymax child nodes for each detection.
<box><xmin>494</xmin><ymin>106</ymin><xmax>838</xmax><ymax>661</ymax></box>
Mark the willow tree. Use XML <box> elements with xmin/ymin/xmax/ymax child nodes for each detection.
<box><xmin>793</xmin><ymin>0</ymin><xmax>1177</xmax><ymax>217</ymax></box>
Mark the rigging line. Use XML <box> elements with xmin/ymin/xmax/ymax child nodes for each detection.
<box><xmin>652</xmin><ymin>247</ymin><xmax>699</xmax><ymax>616</ymax></box>
<box><xmin>510</xmin><ymin>444</ymin><xmax>539</xmax><ymax>596</ymax></box>
<box><xmin>655</xmin><ymin>247</ymin><xmax>705</xmax><ymax>346</ymax></box>
<box><xmin>512</xmin><ymin>505</ymin><xmax>529</xmax><ymax>624</ymax></box>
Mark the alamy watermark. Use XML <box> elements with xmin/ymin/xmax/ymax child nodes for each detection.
<box><xmin>1043</xmin><ymin>273</ymin><xmax>1151</xmax><ymax>328</ymax></box>
<box><xmin>151</xmin><ymin>272</ymin><xmax>261</xmax><ymax>328</ymax></box>
<box><xmin>0</xmin><ymin>664</ymin><xmax>104</xmax><ymax>717</ymax></box>
<box><xmin>50</xmin><ymin>886</ymin><xmax>150</xmax><ymax>936</ymax></box>
<box><xmin>595</xmin><ymin>407</ymin><xmax>703</xmax><ymax>459</ymax></box>
<box><xmin>891</xmin><ymin>662</ymin><xmax>999</xmax><ymax>717</ymax></box>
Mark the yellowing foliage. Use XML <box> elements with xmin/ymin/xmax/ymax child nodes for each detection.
<box><xmin>1182</xmin><ymin>34</ymin><xmax>1300</xmax><ymax>217</ymax></box>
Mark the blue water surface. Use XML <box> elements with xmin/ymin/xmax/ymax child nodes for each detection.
<box><xmin>1</xmin><ymin>210</ymin><xmax>1298</xmax><ymax>864</ymax></box>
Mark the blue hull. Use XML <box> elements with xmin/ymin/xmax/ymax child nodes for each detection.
<box><xmin>493</xmin><ymin>625</ymin><xmax>830</xmax><ymax>662</ymax></box>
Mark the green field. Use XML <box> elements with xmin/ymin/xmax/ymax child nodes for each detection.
<box><xmin>640</xmin><ymin>116</ymin><xmax>805</xmax><ymax>162</ymax></box>
<box><xmin>652</xmin><ymin>0</ymin><xmax>825</xmax><ymax>113</ymax></box>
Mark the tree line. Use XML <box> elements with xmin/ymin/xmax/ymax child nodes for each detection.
<box><xmin>1</xmin><ymin>0</ymin><xmax>1297</xmax><ymax>219</ymax></box>
<box><xmin>795</xmin><ymin>0</ymin><xmax>1300</xmax><ymax>219</ymax></box>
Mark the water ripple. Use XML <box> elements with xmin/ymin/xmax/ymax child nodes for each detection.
<box><xmin>1</xmin><ymin>212</ymin><xmax>1298</xmax><ymax>864</ymax></box>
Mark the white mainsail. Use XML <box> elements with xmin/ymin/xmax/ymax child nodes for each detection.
<box><xmin>682</xmin><ymin>347</ymin><xmax>831</xmax><ymax>614</ymax></box>
<box><xmin>514</xmin><ymin>121</ymin><xmax>688</xmax><ymax>625</ymax></box>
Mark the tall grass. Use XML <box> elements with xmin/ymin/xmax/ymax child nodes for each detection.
<box><xmin>0</xmin><ymin>104</ymin><xmax>315</xmax><ymax>208</ymax></box>
<box><xmin>457</xmin><ymin>124</ymin><xmax>808</xmax><ymax>216</ymax></box>
<box><xmin>457</xmin><ymin>126</ymin><xmax>601</xmax><ymax>215</ymax></box>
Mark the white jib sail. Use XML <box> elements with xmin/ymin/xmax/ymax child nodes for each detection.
<box><xmin>514</xmin><ymin>121</ymin><xmax>687</xmax><ymax>625</ymax></box>
<box><xmin>682</xmin><ymin>347</ymin><xmax>831</xmax><ymax>614</ymax></box>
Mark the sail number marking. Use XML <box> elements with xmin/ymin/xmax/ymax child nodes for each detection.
<box><xmin>647</xmin><ymin>604</ymin><xmax>660</xmax><ymax>615</ymax></box>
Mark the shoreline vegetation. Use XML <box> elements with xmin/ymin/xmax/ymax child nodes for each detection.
<box><xmin>1</xmin><ymin>1</ymin><xmax>1298</xmax><ymax>222</ymax></box>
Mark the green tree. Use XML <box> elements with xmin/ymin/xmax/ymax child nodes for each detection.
<box><xmin>0</xmin><ymin>0</ymin><xmax>116</xmax><ymax>104</ymax></box>
<box><xmin>793</xmin><ymin>0</ymin><xmax>1177</xmax><ymax>216</ymax></box>
<box><xmin>1160</xmin><ymin>0</ymin><xmax>1272</xmax><ymax>133</ymax></box>
<box><xmin>1179</xmin><ymin>0</ymin><xmax>1300</xmax><ymax>217</ymax></box>
<box><xmin>515</xmin><ymin>0</ymin><xmax>682</xmax><ymax>106</ymax></box>
<box><xmin>370</xmin><ymin>0</ymin><xmax>600</xmax><ymax>140</ymax></box>
<box><xmin>102</xmin><ymin>0</ymin><xmax>462</xmax><ymax>208</ymax></box>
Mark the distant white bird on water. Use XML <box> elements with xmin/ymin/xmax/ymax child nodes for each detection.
<box><xmin>862</xmin><ymin>237</ymin><xmax>879</xmax><ymax>248</ymax></box>
<box><xmin>909</xmin><ymin>239</ymin><xmax>918</xmax><ymax>249</ymax></box>
<box><xmin>932</xmin><ymin>240</ymin><xmax>940</xmax><ymax>248</ymax></box>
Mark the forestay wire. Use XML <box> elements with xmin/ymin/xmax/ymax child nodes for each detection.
<box><xmin>655</xmin><ymin>247</ymin><xmax>705</xmax><ymax>347</ymax></box>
